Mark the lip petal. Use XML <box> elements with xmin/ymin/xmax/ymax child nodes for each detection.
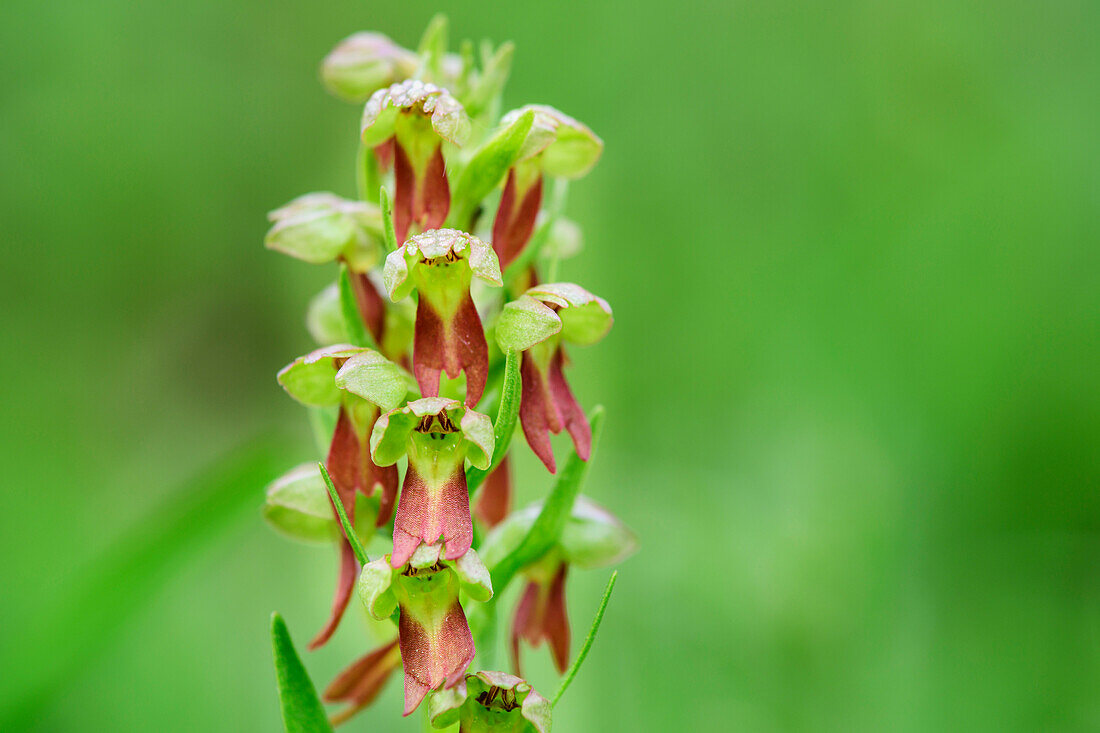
<box><xmin>547</xmin><ymin>348</ymin><xmax>591</xmax><ymax>461</ymax></box>
<box><xmin>473</xmin><ymin>455</ymin><xmax>512</xmax><ymax>527</ymax></box>
<box><xmin>412</xmin><ymin>292</ymin><xmax>488</xmax><ymax>406</ymax></box>
<box><xmin>519</xmin><ymin>351</ymin><xmax>559</xmax><ymax>473</ymax></box>
<box><xmin>391</xmin><ymin>461</ymin><xmax>473</xmax><ymax>567</ymax></box>
<box><xmin>398</xmin><ymin>598</ymin><xmax>475</xmax><ymax>715</ymax></box>
<box><xmin>309</xmin><ymin>541</ymin><xmax>358</xmax><ymax>650</ymax></box>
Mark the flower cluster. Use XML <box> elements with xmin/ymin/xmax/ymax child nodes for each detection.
<box><xmin>264</xmin><ymin>16</ymin><xmax>636</xmax><ymax>730</ymax></box>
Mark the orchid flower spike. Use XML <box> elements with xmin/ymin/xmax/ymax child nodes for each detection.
<box><xmin>358</xmin><ymin>544</ymin><xmax>494</xmax><ymax>715</ymax></box>
<box><xmin>384</xmin><ymin>228</ymin><xmax>502</xmax><ymax>405</ymax></box>
<box><xmin>371</xmin><ymin>397</ymin><xmax>493</xmax><ymax>567</ymax></box>
<box><xmin>496</xmin><ymin>283</ymin><xmax>613</xmax><ymax>472</ymax></box>
<box><xmin>361</xmin><ymin>80</ymin><xmax>470</xmax><ymax>242</ymax></box>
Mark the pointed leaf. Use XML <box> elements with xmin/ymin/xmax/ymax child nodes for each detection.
<box><xmin>338</xmin><ymin>263</ymin><xmax>376</xmax><ymax>350</ymax></box>
<box><xmin>318</xmin><ymin>463</ymin><xmax>369</xmax><ymax>566</ymax></box>
<box><xmin>552</xmin><ymin>571</ymin><xmax>617</xmax><ymax>707</ymax></box>
<box><xmin>449</xmin><ymin>110</ymin><xmax>535</xmax><ymax>228</ymax></box>
<box><xmin>466</xmin><ymin>349</ymin><xmax>521</xmax><ymax>492</ymax></box>
<box><xmin>270</xmin><ymin>613</ymin><xmax>334</xmax><ymax>733</ymax></box>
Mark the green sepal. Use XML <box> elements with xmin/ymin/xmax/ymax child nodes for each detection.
<box><xmin>370</xmin><ymin>397</ymin><xmax>493</xmax><ymax>469</ymax></box>
<box><xmin>270</xmin><ymin>613</ymin><xmax>334</xmax><ymax>733</ymax></box>
<box><xmin>277</xmin><ymin>345</ymin><xmax>364</xmax><ymax>407</ymax></box>
<box><xmin>266</xmin><ymin>193</ymin><xmax>383</xmax><ymax>268</ymax></box>
<box><xmin>262</xmin><ymin>463</ymin><xmax>378</xmax><ymax>544</ymax></box>
<box><xmin>501</xmin><ymin>104</ymin><xmax>603</xmax><ymax>179</ymax></box>
<box><xmin>496</xmin><ymin>295</ymin><xmax>562</xmax><ymax>353</ymax></box>
<box><xmin>449</xmin><ymin>109</ymin><xmax>534</xmax><ymax>228</ymax></box>
<box><xmin>383</xmin><ymin>229</ymin><xmax>502</xmax><ymax>303</ymax></box>
<box><xmin>527</xmin><ymin>283</ymin><xmax>613</xmax><ymax>346</ymax></box>
<box><xmin>334</xmin><ymin>350</ymin><xmax>410</xmax><ymax>411</ymax></box>
<box><xmin>357</xmin><ymin>557</ymin><xmax>398</xmax><ymax>620</ymax></box>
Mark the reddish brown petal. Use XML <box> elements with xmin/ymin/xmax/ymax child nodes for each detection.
<box><xmin>492</xmin><ymin>170</ymin><xmax>544</xmax><ymax>269</ymax></box>
<box><xmin>509</xmin><ymin>566</ymin><xmax>571</xmax><ymax>675</ymax></box>
<box><xmin>412</xmin><ymin>296</ymin><xmax>445</xmax><ymax>398</ymax></box>
<box><xmin>519</xmin><ymin>351</ymin><xmax>559</xmax><ymax>473</ymax></box>
<box><xmin>451</xmin><ymin>292</ymin><xmax>488</xmax><ymax>406</ymax></box>
<box><xmin>309</xmin><ymin>542</ymin><xmax>357</xmax><ymax>650</ymax></box>
<box><xmin>398</xmin><ymin>600</ymin><xmax>475</xmax><ymax>715</ymax></box>
<box><xmin>312</xmin><ymin>407</ymin><xmax>363</xmax><ymax>649</ymax></box>
<box><xmin>392</xmin><ymin>140</ymin><xmax>416</xmax><ymax>242</ymax></box>
<box><xmin>491</xmin><ymin>168</ymin><xmax>516</xmax><ymax>263</ymax></box>
<box><xmin>544</xmin><ymin>564</ymin><xmax>572</xmax><ymax>673</ymax></box>
<box><xmin>547</xmin><ymin>348</ymin><xmax>592</xmax><ymax>461</ymax></box>
<box><xmin>510</xmin><ymin>579</ymin><xmax>541</xmax><ymax>677</ymax></box>
<box><xmin>373</xmin><ymin>462</ymin><xmax>399</xmax><ymax>527</ymax></box>
<box><xmin>374</xmin><ymin>139</ymin><xmax>394</xmax><ymax>174</ymax></box>
<box><xmin>413</xmin><ymin>293</ymin><xmax>489</xmax><ymax>407</ymax></box>
<box><xmin>350</xmin><ymin>271</ymin><xmax>386</xmax><ymax>343</ymax></box>
<box><xmin>325</xmin><ymin>638</ymin><xmax>402</xmax><ymax>725</ymax></box>
<box><xmin>473</xmin><ymin>455</ymin><xmax>512</xmax><ymax>527</ymax></box>
<box><xmin>420</xmin><ymin>145</ymin><xmax>450</xmax><ymax>230</ymax></box>
<box><xmin>391</xmin><ymin>461</ymin><xmax>473</xmax><ymax>567</ymax></box>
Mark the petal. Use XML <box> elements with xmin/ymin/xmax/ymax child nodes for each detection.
<box><xmin>492</xmin><ymin>169</ymin><xmax>543</xmax><ymax>268</ymax></box>
<box><xmin>324</xmin><ymin>638</ymin><xmax>402</xmax><ymax>725</ymax></box>
<box><xmin>547</xmin><ymin>348</ymin><xmax>591</xmax><ymax>461</ymax></box>
<box><xmin>398</xmin><ymin>599</ymin><xmax>475</xmax><ymax>715</ymax></box>
<box><xmin>309</xmin><ymin>542</ymin><xmax>358</xmax><ymax>650</ymax></box>
<box><xmin>473</xmin><ymin>456</ymin><xmax>512</xmax><ymax>528</ymax></box>
<box><xmin>510</xmin><ymin>580</ymin><xmax>540</xmax><ymax>677</ymax></box>
<box><xmin>544</xmin><ymin>564</ymin><xmax>572</xmax><ymax>673</ymax></box>
<box><xmin>391</xmin><ymin>460</ymin><xmax>473</xmax><ymax>567</ymax></box>
<box><xmin>413</xmin><ymin>292</ymin><xmax>489</xmax><ymax>406</ymax></box>
<box><xmin>519</xmin><ymin>351</ymin><xmax>559</xmax><ymax>473</ymax></box>
<box><xmin>420</xmin><ymin>145</ymin><xmax>450</xmax><ymax>231</ymax></box>
<box><xmin>348</xmin><ymin>271</ymin><xmax>386</xmax><ymax>343</ymax></box>
<box><xmin>392</xmin><ymin>140</ymin><xmax>416</xmax><ymax>243</ymax></box>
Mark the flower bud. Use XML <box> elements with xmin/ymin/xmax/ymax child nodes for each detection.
<box><xmin>321</xmin><ymin>32</ymin><xmax>418</xmax><ymax>103</ymax></box>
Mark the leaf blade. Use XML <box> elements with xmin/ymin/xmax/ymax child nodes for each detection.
<box><xmin>318</xmin><ymin>462</ymin><xmax>370</xmax><ymax>566</ymax></box>
<box><xmin>552</xmin><ymin>571</ymin><xmax>618</xmax><ymax>707</ymax></box>
<box><xmin>271</xmin><ymin>612</ymin><xmax>334</xmax><ymax>732</ymax></box>
<box><xmin>337</xmin><ymin>263</ymin><xmax>376</xmax><ymax>350</ymax></box>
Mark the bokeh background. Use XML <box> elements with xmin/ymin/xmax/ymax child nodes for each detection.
<box><xmin>2</xmin><ymin>1</ymin><xmax>1099</xmax><ymax>730</ymax></box>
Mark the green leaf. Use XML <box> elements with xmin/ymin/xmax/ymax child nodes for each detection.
<box><xmin>379</xmin><ymin>186</ymin><xmax>399</xmax><ymax>253</ymax></box>
<box><xmin>449</xmin><ymin>110</ymin><xmax>534</xmax><ymax>229</ymax></box>
<box><xmin>270</xmin><ymin>613</ymin><xmax>334</xmax><ymax>732</ymax></box>
<box><xmin>338</xmin><ymin>263</ymin><xmax>377</xmax><ymax>350</ymax></box>
<box><xmin>552</xmin><ymin>571</ymin><xmax>618</xmax><ymax>707</ymax></box>
<box><xmin>355</xmin><ymin>142</ymin><xmax>380</xmax><ymax>204</ymax></box>
<box><xmin>318</xmin><ymin>463</ymin><xmax>370</xmax><ymax>566</ymax></box>
<box><xmin>489</xmin><ymin>406</ymin><xmax>604</xmax><ymax>592</ymax></box>
<box><xmin>466</xmin><ymin>349</ymin><xmax>522</xmax><ymax>492</ymax></box>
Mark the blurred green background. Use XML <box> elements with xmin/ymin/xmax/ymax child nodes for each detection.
<box><xmin>2</xmin><ymin>0</ymin><xmax>1098</xmax><ymax>730</ymax></box>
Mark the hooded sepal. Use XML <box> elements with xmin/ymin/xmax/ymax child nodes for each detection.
<box><xmin>266</xmin><ymin>193</ymin><xmax>383</xmax><ymax>269</ymax></box>
<box><xmin>429</xmin><ymin>671</ymin><xmax>551</xmax><ymax>733</ymax></box>
<box><xmin>500</xmin><ymin>105</ymin><xmax>603</xmax><ymax>180</ymax></box>
<box><xmin>384</xmin><ymin>229</ymin><xmax>502</xmax><ymax>405</ymax></box>
<box><xmin>263</xmin><ymin>462</ymin><xmax>379</xmax><ymax>544</ymax></box>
